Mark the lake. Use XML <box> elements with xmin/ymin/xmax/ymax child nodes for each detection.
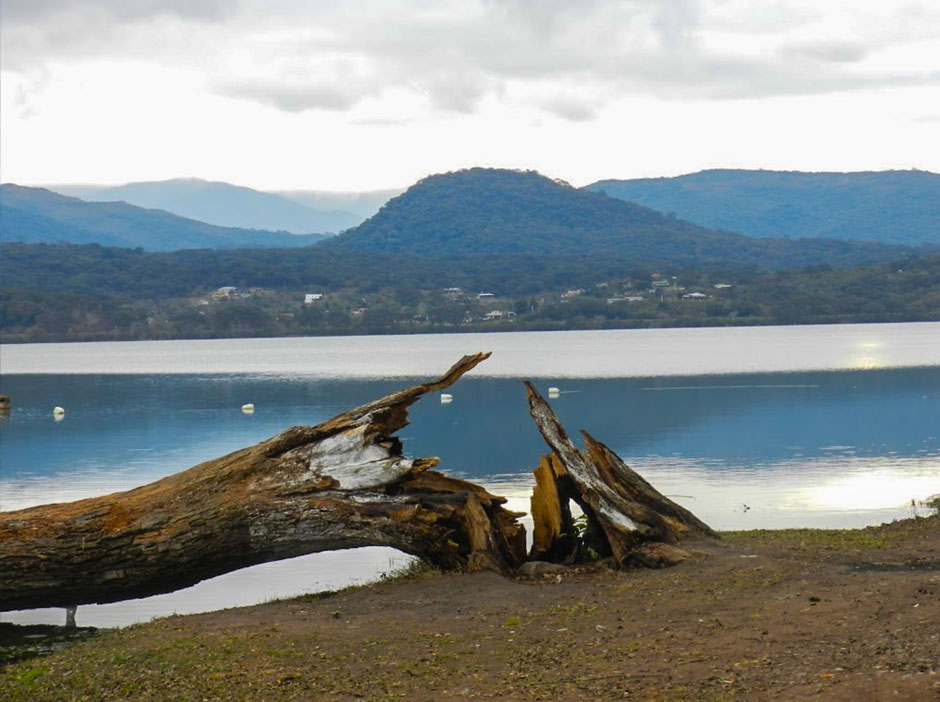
<box><xmin>1</xmin><ymin>322</ymin><xmax>939</xmax><ymax>627</ymax></box>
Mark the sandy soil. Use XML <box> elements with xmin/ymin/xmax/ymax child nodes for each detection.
<box><xmin>2</xmin><ymin>514</ymin><xmax>938</xmax><ymax>701</ymax></box>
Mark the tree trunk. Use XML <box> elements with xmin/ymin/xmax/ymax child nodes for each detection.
<box><xmin>525</xmin><ymin>382</ymin><xmax>717</xmax><ymax>567</ymax></box>
<box><xmin>0</xmin><ymin>353</ymin><xmax>526</xmax><ymax>611</ymax></box>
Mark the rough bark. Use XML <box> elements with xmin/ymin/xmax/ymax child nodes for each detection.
<box><xmin>0</xmin><ymin>353</ymin><xmax>526</xmax><ymax>611</ymax></box>
<box><xmin>525</xmin><ymin>382</ymin><xmax>717</xmax><ymax>567</ymax></box>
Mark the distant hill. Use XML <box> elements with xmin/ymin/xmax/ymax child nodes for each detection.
<box><xmin>45</xmin><ymin>178</ymin><xmax>355</xmax><ymax>234</ymax></box>
<box><xmin>274</xmin><ymin>189</ymin><xmax>401</xmax><ymax>225</ymax></box>
<box><xmin>327</xmin><ymin>168</ymin><xmax>913</xmax><ymax>268</ymax></box>
<box><xmin>585</xmin><ymin>169</ymin><xmax>940</xmax><ymax>246</ymax></box>
<box><xmin>0</xmin><ymin>184</ymin><xmax>328</xmax><ymax>251</ymax></box>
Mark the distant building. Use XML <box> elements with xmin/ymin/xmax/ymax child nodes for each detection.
<box><xmin>682</xmin><ymin>292</ymin><xmax>707</xmax><ymax>300</ymax></box>
<box><xmin>483</xmin><ymin>310</ymin><xmax>504</xmax><ymax>320</ymax></box>
<box><xmin>304</xmin><ymin>293</ymin><xmax>323</xmax><ymax>304</ymax></box>
<box><xmin>208</xmin><ymin>286</ymin><xmax>238</xmax><ymax>300</ymax></box>
<box><xmin>561</xmin><ymin>289</ymin><xmax>584</xmax><ymax>299</ymax></box>
<box><xmin>713</xmin><ymin>283</ymin><xmax>733</xmax><ymax>289</ymax></box>
<box><xmin>651</xmin><ymin>280</ymin><xmax>671</xmax><ymax>289</ymax></box>
<box><xmin>477</xmin><ymin>292</ymin><xmax>495</xmax><ymax>299</ymax></box>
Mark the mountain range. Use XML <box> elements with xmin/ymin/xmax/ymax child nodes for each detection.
<box><xmin>0</xmin><ymin>185</ymin><xmax>328</xmax><ymax>251</ymax></box>
<box><xmin>3</xmin><ymin>168</ymin><xmax>937</xmax><ymax>260</ymax></box>
<box><xmin>586</xmin><ymin>169</ymin><xmax>940</xmax><ymax>246</ymax></box>
<box><xmin>326</xmin><ymin>168</ymin><xmax>913</xmax><ymax>268</ymax></box>
<box><xmin>46</xmin><ymin>179</ymin><xmax>398</xmax><ymax>234</ymax></box>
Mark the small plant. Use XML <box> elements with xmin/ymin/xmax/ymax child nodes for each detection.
<box><xmin>16</xmin><ymin>667</ymin><xmax>44</xmax><ymax>685</ymax></box>
<box><xmin>569</xmin><ymin>513</ymin><xmax>602</xmax><ymax>561</ymax></box>
<box><xmin>571</xmin><ymin>513</ymin><xmax>590</xmax><ymax>538</ymax></box>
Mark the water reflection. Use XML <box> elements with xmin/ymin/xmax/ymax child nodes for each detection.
<box><xmin>1</xmin><ymin>365</ymin><xmax>937</xmax><ymax>628</ymax></box>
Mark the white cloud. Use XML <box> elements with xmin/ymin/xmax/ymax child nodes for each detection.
<box><xmin>1</xmin><ymin>1</ymin><xmax>938</xmax><ymax>188</ymax></box>
<box><xmin>4</xmin><ymin>0</ymin><xmax>938</xmax><ymax>115</ymax></box>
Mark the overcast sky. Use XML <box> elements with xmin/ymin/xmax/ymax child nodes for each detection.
<box><xmin>1</xmin><ymin>0</ymin><xmax>938</xmax><ymax>191</ymax></box>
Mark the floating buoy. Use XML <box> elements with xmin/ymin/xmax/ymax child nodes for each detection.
<box><xmin>241</xmin><ymin>404</ymin><xmax>255</xmax><ymax>413</ymax></box>
<box><xmin>53</xmin><ymin>406</ymin><xmax>66</xmax><ymax>416</ymax></box>
<box><xmin>440</xmin><ymin>393</ymin><xmax>453</xmax><ymax>404</ymax></box>
<box><xmin>548</xmin><ymin>387</ymin><xmax>560</xmax><ymax>397</ymax></box>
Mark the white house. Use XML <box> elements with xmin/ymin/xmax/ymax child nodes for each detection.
<box><xmin>304</xmin><ymin>293</ymin><xmax>324</xmax><ymax>304</ymax></box>
<box><xmin>681</xmin><ymin>292</ymin><xmax>707</xmax><ymax>300</ymax></box>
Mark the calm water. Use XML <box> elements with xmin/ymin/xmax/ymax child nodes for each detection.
<box><xmin>1</xmin><ymin>323</ymin><xmax>938</xmax><ymax>627</ymax></box>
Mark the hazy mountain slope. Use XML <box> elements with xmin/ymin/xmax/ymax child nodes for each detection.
<box><xmin>79</xmin><ymin>178</ymin><xmax>354</xmax><ymax>234</ymax></box>
<box><xmin>275</xmin><ymin>189</ymin><xmax>401</xmax><ymax>224</ymax></box>
<box><xmin>0</xmin><ymin>206</ymin><xmax>127</xmax><ymax>246</ymax></box>
<box><xmin>327</xmin><ymin>168</ymin><xmax>912</xmax><ymax>268</ymax></box>
<box><xmin>586</xmin><ymin>169</ymin><xmax>940</xmax><ymax>246</ymax></box>
<box><xmin>0</xmin><ymin>184</ymin><xmax>328</xmax><ymax>251</ymax></box>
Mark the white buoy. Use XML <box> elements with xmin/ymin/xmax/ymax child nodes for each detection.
<box><xmin>440</xmin><ymin>393</ymin><xmax>453</xmax><ymax>404</ymax></box>
<box><xmin>241</xmin><ymin>403</ymin><xmax>255</xmax><ymax>413</ymax></box>
<box><xmin>548</xmin><ymin>387</ymin><xmax>560</xmax><ymax>397</ymax></box>
<box><xmin>53</xmin><ymin>406</ymin><xmax>66</xmax><ymax>416</ymax></box>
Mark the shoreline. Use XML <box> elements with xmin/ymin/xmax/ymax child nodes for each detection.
<box><xmin>3</xmin><ymin>514</ymin><xmax>938</xmax><ymax>701</ymax></box>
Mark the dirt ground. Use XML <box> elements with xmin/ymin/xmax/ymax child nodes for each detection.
<box><xmin>2</xmin><ymin>514</ymin><xmax>938</xmax><ymax>702</ymax></box>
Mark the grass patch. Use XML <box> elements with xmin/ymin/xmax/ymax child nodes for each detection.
<box><xmin>722</xmin><ymin>527</ymin><xmax>893</xmax><ymax>550</ymax></box>
<box><xmin>723</xmin><ymin>511</ymin><xmax>940</xmax><ymax>551</ymax></box>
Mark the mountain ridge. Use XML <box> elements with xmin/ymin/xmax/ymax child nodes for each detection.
<box><xmin>585</xmin><ymin>169</ymin><xmax>940</xmax><ymax>246</ymax></box>
<box><xmin>45</xmin><ymin>178</ymin><xmax>358</xmax><ymax>235</ymax></box>
<box><xmin>0</xmin><ymin>184</ymin><xmax>328</xmax><ymax>251</ymax></box>
<box><xmin>327</xmin><ymin>168</ymin><xmax>915</xmax><ymax>268</ymax></box>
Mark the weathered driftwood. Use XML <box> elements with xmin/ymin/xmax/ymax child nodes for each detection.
<box><xmin>0</xmin><ymin>353</ymin><xmax>526</xmax><ymax>611</ymax></box>
<box><xmin>525</xmin><ymin>382</ymin><xmax>717</xmax><ymax>567</ymax></box>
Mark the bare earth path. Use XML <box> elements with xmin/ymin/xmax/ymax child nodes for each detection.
<box><xmin>2</xmin><ymin>514</ymin><xmax>938</xmax><ymax>701</ymax></box>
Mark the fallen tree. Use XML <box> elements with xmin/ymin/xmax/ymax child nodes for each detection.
<box><xmin>0</xmin><ymin>354</ymin><xmax>717</xmax><ymax>612</ymax></box>
<box><xmin>0</xmin><ymin>353</ymin><xmax>525</xmax><ymax>610</ymax></box>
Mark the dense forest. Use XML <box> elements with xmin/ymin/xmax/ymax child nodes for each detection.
<box><xmin>587</xmin><ymin>169</ymin><xmax>940</xmax><ymax>246</ymax></box>
<box><xmin>327</xmin><ymin>169</ymin><xmax>917</xmax><ymax>268</ymax></box>
<box><xmin>2</xmin><ymin>241</ymin><xmax>937</xmax><ymax>342</ymax></box>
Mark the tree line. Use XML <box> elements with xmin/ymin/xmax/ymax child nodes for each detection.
<box><xmin>2</xmin><ymin>242</ymin><xmax>937</xmax><ymax>342</ymax></box>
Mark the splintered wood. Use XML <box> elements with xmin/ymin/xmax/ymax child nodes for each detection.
<box><xmin>525</xmin><ymin>382</ymin><xmax>717</xmax><ymax>567</ymax></box>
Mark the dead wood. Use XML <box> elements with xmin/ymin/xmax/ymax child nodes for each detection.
<box><xmin>525</xmin><ymin>382</ymin><xmax>717</xmax><ymax>566</ymax></box>
<box><xmin>0</xmin><ymin>353</ymin><xmax>525</xmax><ymax>611</ymax></box>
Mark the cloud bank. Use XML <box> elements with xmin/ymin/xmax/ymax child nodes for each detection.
<box><xmin>2</xmin><ymin>0</ymin><xmax>938</xmax><ymax>121</ymax></box>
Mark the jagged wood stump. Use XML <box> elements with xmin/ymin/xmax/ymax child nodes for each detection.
<box><xmin>525</xmin><ymin>382</ymin><xmax>718</xmax><ymax>567</ymax></box>
<box><xmin>0</xmin><ymin>353</ymin><xmax>526</xmax><ymax>611</ymax></box>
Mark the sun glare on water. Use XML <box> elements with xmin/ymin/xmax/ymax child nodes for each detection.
<box><xmin>806</xmin><ymin>470</ymin><xmax>940</xmax><ymax>512</ymax></box>
<box><xmin>850</xmin><ymin>340</ymin><xmax>884</xmax><ymax>371</ymax></box>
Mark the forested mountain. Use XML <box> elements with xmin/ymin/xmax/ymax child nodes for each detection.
<box><xmin>327</xmin><ymin>168</ymin><xmax>915</xmax><ymax>268</ymax></box>
<box><xmin>0</xmin><ymin>185</ymin><xmax>329</xmax><ymax>251</ymax></box>
<box><xmin>67</xmin><ymin>178</ymin><xmax>357</xmax><ymax>234</ymax></box>
<box><xmin>586</xmin><ymin>169</ymin><xmax>940</xmax><ymax>246</ymax></box>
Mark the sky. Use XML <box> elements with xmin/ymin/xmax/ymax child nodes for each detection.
<box><xmin>1</xmin><ymin>0</ymin><xmax>938</xmax><ymax>192</ymax></box>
